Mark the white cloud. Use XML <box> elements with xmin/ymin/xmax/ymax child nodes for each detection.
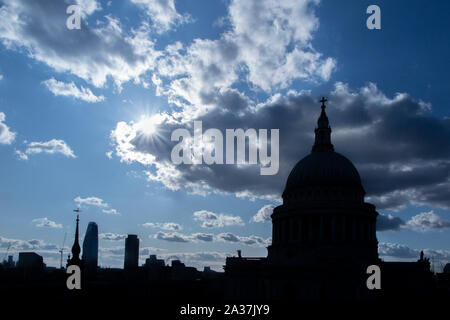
<box><xmin>102</xmin><ymin>208</ymin><xmax>120</xmax><ymax>215</ymax></box>
<box><xmin>154</xmin><ymin>0</ymin><xmax>335</xmax><ymax>112</ymax></box>
<box><xmin>42</xmin><ymin>78</ymin><xmax>105</xmax><ymax>103</ymax></box>
<box><xmin>405</xmin><ymin>211</ymin><xmax>450</xmax><ymax>231</ymax></box>
<box><xmin>153</xmin><ymin>231</ymin><xmax>270</xmax><ymax>247</ymax></box>
<box><xmin>154</xmin><ymin>231</ymin><xmax>190</xmax><ymax>243</ymax></box>
<box><xmin>0</xmin><ymin>74</ymin><xmax>3</xmax><ymax>80</ymax></box>
<box><xmin>193</xmin><ymin>210</ymin><xmax>244</xmax><ymax>228</ymax></box>
<box><xmin>32</xmin><ymin>217</ymin><xmax>62</xmax><ymax>229</ymax></box>
<box><xmin>75</xmin><ymin>0</ymin><xmax>102</xmax><ymax>17</ymax></box>
<box><xmin>142</xmin><ymin>222</ymin><xmax>182</xmax><ymax>231</ymax></box>
<box><xmin>216</xmin><ymin>232</ymin><xmax>271</xmax><ymax>247</ymax></box>
<box><xmin>74</xmin><ymin>196</ymin><xmax>108</xmax><ymax>207</ymax></box>
<box><xmin>190</xmin><ymin>233</ymin><xmax>215</xmax><ymax>242</ymax></box>
<box><xmin>74</xmin><ymin>196</ymin><xmax>120</xmax><ymax>215</ymax></box>
<box><xmin>378</xmin><ymin>242</ymin><xmax>422</xmax><ymax>259</ymax></box>
<box><xmin>0</xmin><ymin>112</ymin><xmax>16</xmax><ymax>145</ymax></box>
<box><xmin>24</xmin><ymin>139</ymin><xmax>76</xmax><ymax>158</ymax></box>
<box><xmin>99</xmin><ymin>233</ymin><xmax>127</xmax><ymax>241</ymax></box>
<box><xmin>378</xmin><ymin>242</ymin><xmax>450</xmax><ymax>269</ymax></box>
<box><xmin>14</xmin><ymin>149</ymin><xmax>28</xmax><ymax>160</ymax></box>
<box><xmin>130</xmin><ymin>0</ymin><xmax>191</xmax><ymax>33</ymax></box>
<box><xmin>0</xmin><ymin>236</ymin><xmax>58</xmax><ymax>251</ymax></box>
<box><xmin>251</xmin><ymin>205</ymin><xmax>275</xmax><ymax>223</ymax></box>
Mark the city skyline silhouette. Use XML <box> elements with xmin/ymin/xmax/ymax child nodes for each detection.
<box><xmin>0</xmin><ymin>0</ymin><xmax>449</xmax><ymax>309</ymax></box>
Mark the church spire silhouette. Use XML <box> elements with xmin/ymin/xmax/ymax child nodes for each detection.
<box><xmin>312</xmin><ymin>97</ymin><xmax>334</xmax><ymax>152</ymax></box>
<box><xmin>67</xmin><ymin>214</ymin><xmax>82</xmax><ymax>267</ymax></box>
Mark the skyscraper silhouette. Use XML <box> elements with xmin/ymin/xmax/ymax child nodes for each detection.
<box><xmin>82</xmin><ymin>222</ymin><xmax>98</xmax><ymax>272</ymax></box>
<box><xmin>124</xmin><ymin>234</ymin><xmax>139</xmax><ymax>270</ymax></box>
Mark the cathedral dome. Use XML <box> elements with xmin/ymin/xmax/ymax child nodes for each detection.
<box><xmin>281</xmin><ymin>97</ymin><xmax>365</xmax><ymax>201</ymax></box>
<box><xmin>268</xmin><ymin>98</ymin><xmax>378</xmax><ymax>267</ymax></box>
<box><xmin>284</xmin><ymin>151</ymin><xmax>363</xmax><ymax>194</ymax></box>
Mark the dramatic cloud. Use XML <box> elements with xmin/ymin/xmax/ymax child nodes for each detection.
<box><xmin>405</xmin><ymin>211</ymin><xmax>450</xmax><ymax>231</ymax></box>
<box><xmin>154</xmin><ymin>0</ymin><xmax>334</xmax><ymax>111</ymax></box>
<box><xmin>376</xmin><ymin>213</ymin><xmax>405</xmax><ymax>232</ymax></box>
<box><xmin>130</xmin><ymin>0</ymin><xmax>191</xmax><ymax>33</ymax></box>
<box><xmin>111</xmin><ymin>82</ymin><xmax>450</xmax><ymax>210</ymax></box>
<box><xmin>193</xmin><ymin>210</ymin><xmax>244</xmax><ymax>228</ymax></box>
<box><xmin>0</xmin><ymin>112</ymin><xmax>16</xmax><ymax>145</ymax></box>
<box><xmin>99</xmin><ymin>233</ymin><xmax>127</xmax><ymax>241</ymax></box>
<box><xmin>251</xmin><ymin>205</ymin><xmax>275</xmax><ymax>223</ymax></box>
<box><xmin>142</xmin><ymin>222</ymin><xmax>182</xmax><ymax>231</ymax></box>
<box><xmin>32</xmin><ymin>217</ymin><xmax>62</xmax><ymax>229</ymax></box>
<box><xmin>42</xmin><ymin>78</ymin><xmax>105</xmax><ymax>103</ymax></box>
<box><xmin>0</xmin><ymin>0</ymin><xmax>159</xmax><ymax>88</ymax></box>
<box><xmin>23</xmin><ymin>139</ymin><xmax>76</xmax><ymax>158</ymax></box>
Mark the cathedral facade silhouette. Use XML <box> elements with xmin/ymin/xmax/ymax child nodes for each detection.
<box><xmin>224</xmin><ymin>98</ymin><xmax>433</xmax><ymax>300</ymax></box>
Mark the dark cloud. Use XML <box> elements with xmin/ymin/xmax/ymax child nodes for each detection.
<box><xmin>112</xmin><ymin>83</ymin><xmax>450</xmax><ymax>211</ymax></box>
<box><xmin>376</xmin><ymin>214</ymin><xmax>405</xmax><ymax>232</ymax></box>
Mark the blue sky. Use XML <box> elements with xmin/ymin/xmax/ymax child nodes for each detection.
<box><xmin>0</xmin><ymin>0</ymin><xmax>449</xmax><ymax>271</ymax></box>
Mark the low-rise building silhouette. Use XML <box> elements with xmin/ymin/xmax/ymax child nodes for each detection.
<box><xmin>17</xmin><ymin>252</ymin><xmax>45</xmax><ymax>270</ymax></box>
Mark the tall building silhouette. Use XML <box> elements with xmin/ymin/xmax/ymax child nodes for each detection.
<box><xmin>67</xmin><ymin>215</ymin><xmax>83</xmax><ymax>268</ymax></box>
<box><xmin>124</xmin><ymin>234</ymin><xmax>139</xmax><ymax>270</ymax></box>
<box><xmin>82</xmin><ymin>222</ymin><xmax>98</xmax><ymax>272</ymax></box>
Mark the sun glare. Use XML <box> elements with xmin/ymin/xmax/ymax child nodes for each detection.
<box><xmin>137</xmin><ymin>115</ymin><xmax>159</xmax><ymax>137</ymax></box>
